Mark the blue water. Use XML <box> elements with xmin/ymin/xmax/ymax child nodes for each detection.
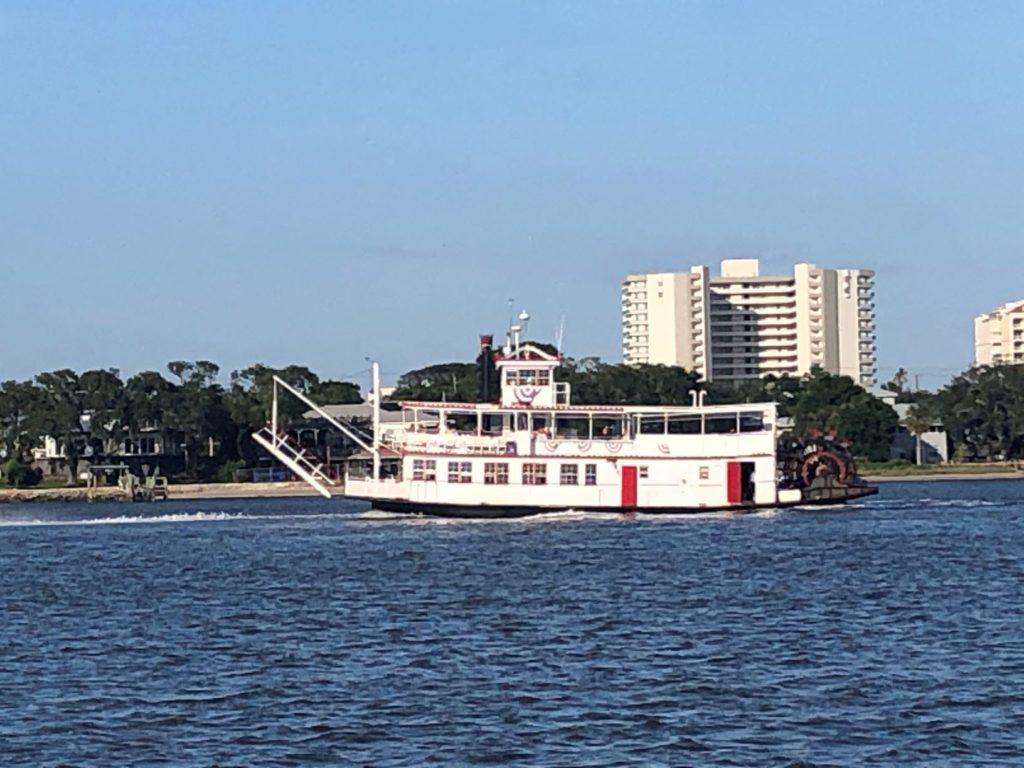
<box><xmin>2</xmin><ymin>481</ymin><xmax>1023</xmax><ymax>767</ymax></box>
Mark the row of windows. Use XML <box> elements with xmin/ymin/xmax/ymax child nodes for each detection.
<box><xmin>636</xmin><ymin>412</ymin><xmax>766</xmax><ymax>435</ymax></box>
<box><xmin>413</xmin><ymin>459</ymin><xmax>599</xmax><ymax>486</ymax></box>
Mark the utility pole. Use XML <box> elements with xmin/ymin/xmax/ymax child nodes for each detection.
<box><xmin>371</xmin><ymin>361</ymin><xmax>381</xmax><ymax>482</ymax></box>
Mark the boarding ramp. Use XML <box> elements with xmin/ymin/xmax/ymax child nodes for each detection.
<box><xmin>251</xmin><ymin>374</ymin><xmax>380</xmax><ymax>499</ymax></box>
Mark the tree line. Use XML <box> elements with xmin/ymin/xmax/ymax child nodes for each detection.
<box><xmin>4</xmin><ymin>349</ymin><xmax>1022</xmax><ymax>487</ymax></box>
<box><xmin>0</xmin><ymin>362</ymin><xmax>361</xmax><ymax>486</ymax></box>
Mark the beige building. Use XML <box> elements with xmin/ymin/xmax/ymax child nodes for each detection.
<box><xmin>621</xmin><ymin>266</ymin><xmax>713</xmax><ymax>379</ymax></box>
<box><xmin>974</xmin><ymin>300</ymin><xmax>1024</xmax><ymax>366</ymax></box>
<box><xmin>621</xmin><ymin>259</ymin><xmax>876</xmax><ymax>386</ymax></box>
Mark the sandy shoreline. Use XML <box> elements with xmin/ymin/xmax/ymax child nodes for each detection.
<box><xmin>167</xmin><ymin>482</ymin><xmax>323</xmax><ymax>499</ymax></box>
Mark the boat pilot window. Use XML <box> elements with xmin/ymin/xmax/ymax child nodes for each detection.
<box><xmin>447</xmin><ymin>461</ymin><xmax>472</xmax><ymax>483</ymax></box>
<box><xmin>523</xmin><ymin>463</ymin><xmax>547</xmax><ymax>485</ymax></box>
<box><xmin>739</xmin><ymin>412</ymin><xmax>765</xmax><ymax>433</ymax></box>
<box><xmin>484</xmin><ymin>462</ymin><xmax>509</xmax><ymax>485</ymax></box>
<box><xmin>413</xmin><ymin>459</ymin><xmax>437</xmax><ymax>481</ymax></box>
<box><xmin>585</xmin><ymin>464</ymin><xmax>597</xmax><ymax>486</ymax></box>
<box><xmin>705</xmin><ymin>413</ymin><xmax>739</xmax><ymax>434</ymax></box>
<box><xmin>509</xmin><ymin>369</ymin><xmax>551</xmax><ymax>386</ymax></box>
<box><xmin>560</xmin><ymin>464</ymin><xmax>578</xmax><ymax>485</ymax></box>
<box><xmin>667</xmin><ymin>414</ymin><xmax>702</xmax><ymax>435</ymax></box>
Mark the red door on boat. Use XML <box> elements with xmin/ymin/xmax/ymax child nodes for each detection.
<box><xmin>727</xmin><ymin>461</ymin><xmax>742</xmax><ymax>504</ymax></box>
<box><xmin>621</xmin><ymin>465</ymin><xmax>638</xmax><ymax>508</ymax></box>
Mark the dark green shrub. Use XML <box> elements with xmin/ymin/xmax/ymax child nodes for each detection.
<box><xmin>1</xmin><ymin>459</ymin><xmax>42</xmax><ymax>488</ymax></box>
<box><xmin>213</xmin><ymin>460</ymin><xmax>246</xmax><ymax>483</ymax></box>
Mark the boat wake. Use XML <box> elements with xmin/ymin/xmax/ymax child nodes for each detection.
<box><xmin>359</xmin><ymin>508</ymin><xmax>621</xmax><ymax>524</ymax></box>
<box><xmin>0</xmin><ymin>511</ymin><xmax>251</xmax><ymax>528</ymax></box>
<box><xmin>0</xmin><ymin>511</ymin><xmax>341</xmax><ymax>529</ymax></box>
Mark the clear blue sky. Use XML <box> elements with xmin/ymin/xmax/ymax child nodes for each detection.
<box><xmin>3</xmin><ymin>1</ymin><xmax>1022</xmax><ymax>391</ymax></box>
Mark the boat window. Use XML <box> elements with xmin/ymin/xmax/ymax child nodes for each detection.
<box><xmin>593</xmin><ymin>417</ymin><xmax>623</xmax><ymax>439</ymax></box>
<box><xmin>446</xmin><ymin>413</ymin><xmax>477</xmax><ymax>434</ymax></box>
<box><xmin>531</xmin><ymin>415</ymin><xmax>552</xmax><ymax>435</ymax></box>
<box><xmin>739</xmin><ymin>412</ymin><xmax>766</xmax><ymax>433</ymax></box>
<box><xmin>639</xmin><ymin>415</ymin><xmax>666</xmax><ymax>434</ymax></box>
<box><xmin>667</xmin><ymin>414</ymin><xmax>702</xmax><ymax>435</ymax></box>
<box><xmin>584</xmin><ymin>464</ymin><xmax>597</xmax><ymax>486</ymax></box>
<box><xmin>555</xmin><ymin>415</ymin><xmax>588</xmax><ymax>439</ymax></box>
<box><xmin>347</xmin><ymin>459</ymin><xmax>370</xmax><ymax>479</ymax></box>
<box><xmin>484</xmin><ymin>462</ymin><xmax>509</xmax><ymax>485</ymax></box>
<box><xmin>639</xmin><ymin>466</ymin><xmax>649</xmax><ymax>479</ymax></box>
<box><xmin>560</xmin><ymin>464</ymin><xmax>578</xmax><ymax>485</ymax></box>
<box><xmin>705</xmin><ymin>413</ymin><xmax>739</xmax><ymax>434</ymax></box>
<box><xmin>482</xmin><ymin>413</ymin><xmax>503</xmax><ymax>435</ymax></box>
<box><xmin>412</xmin><ymin>459</ymin><xmax>437</xmax><ymax>481</ymax></box>
<box><xmin>416</xmin><ymin>410</ymin><xmax>440</xmax><ymax>433</ymax></box>
<box><xmin>523</xmin><ymin>463</ymin><xmax>547</xmax><ymax>485</ymax></box>
<box><xmin>447</xmin><ymin>461</ymin><xmax>472</xmax><ymax>483</ymax></box>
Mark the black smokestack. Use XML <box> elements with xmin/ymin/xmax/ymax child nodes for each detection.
<box><xmin>478</xmin><ymin>334</ymin><xmax>495</xmax><ymax>402</ymax></box>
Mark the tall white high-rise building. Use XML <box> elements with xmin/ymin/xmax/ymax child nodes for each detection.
<box><xmin>975</xmin><ymin>300</ymin><xmax>1024</xmax><ymax>366</ymax></box>
<box><xmin>621</xmin><ymin>259</ymin><xmax>876</xmax><ymax>386</ymax></box>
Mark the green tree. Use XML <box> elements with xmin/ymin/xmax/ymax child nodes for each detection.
<box><xmin>311</xmin><ymin>379</ymin><xmax>362</xmax><ymax>405</ymax></box>
<box><xmin>30</xmin><ymin>369</ymin><xmax>88</xmax><ymax>484</ymax></box>
<box><xmin>931</xmin><ymin>365</ymin><xmax>1024</xmax><ymax>460</ymax></box>
<box><xmin>390</xmin><ymin>362</ymin><xmax>480</xmax><ymax>402</ymax></box>
<box><xmin>164</xmin><ymin>361</ymin><xmax>232</xmax><ymax>477</ymax></box>
<box><xmin>883</xmin><ymin>367</ymin><xmax>909</xmax><ymax>396</ymax></box>
<box><xmin>0</xmin><ymin>380</ymin><xmax>38</xmax><ymax>462</ymax></box>
<box><xmin>79</xmin><ymin>368</ymin><xmax>128</xmax><ymax>459</ymax></box>
<box><xmin>790</xmin><ymin>368</ymin><xmax>898</xmax><ymax>461</ymax></box>
<box><xmin>562</xmin><ymin>361</ymin><xmax>701</xmax><ymax>405</ymax></box>
<box><xmin>125</xmin><ymin>371</ymin><xmax>179</xmax><ymax>432</ymax></box>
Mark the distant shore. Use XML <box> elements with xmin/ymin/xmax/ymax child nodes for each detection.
<box><xmin>4</xmin><ymin>469</ymin><xmax>1024</xmax><ymax>504</ymax></box>
<box><xmin>0</xmin><ymin>481</ymin><xmax>323</xmax><ymax>504</ymax></box>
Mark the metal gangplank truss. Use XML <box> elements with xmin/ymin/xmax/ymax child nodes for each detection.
<box><xmin>252</xmin><ymin>371</ymin><xmax>381</xmax><ymax>499</ymax></box>
<box><xmin>252</xmin><ymin>427</ymin><xmax>336</xmax><ymax>498</ymax></box>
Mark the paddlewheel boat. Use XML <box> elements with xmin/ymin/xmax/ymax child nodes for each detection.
<box><xmin>254</xmin><ymin>335</ymin><xmax>877</xmax><ymax>518</ymax></box>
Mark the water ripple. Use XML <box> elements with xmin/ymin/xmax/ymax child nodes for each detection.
<box><xmin>2</xmin><ymin>481</ymin><xmax>1024</xmax><ymax>765</ymax></box>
